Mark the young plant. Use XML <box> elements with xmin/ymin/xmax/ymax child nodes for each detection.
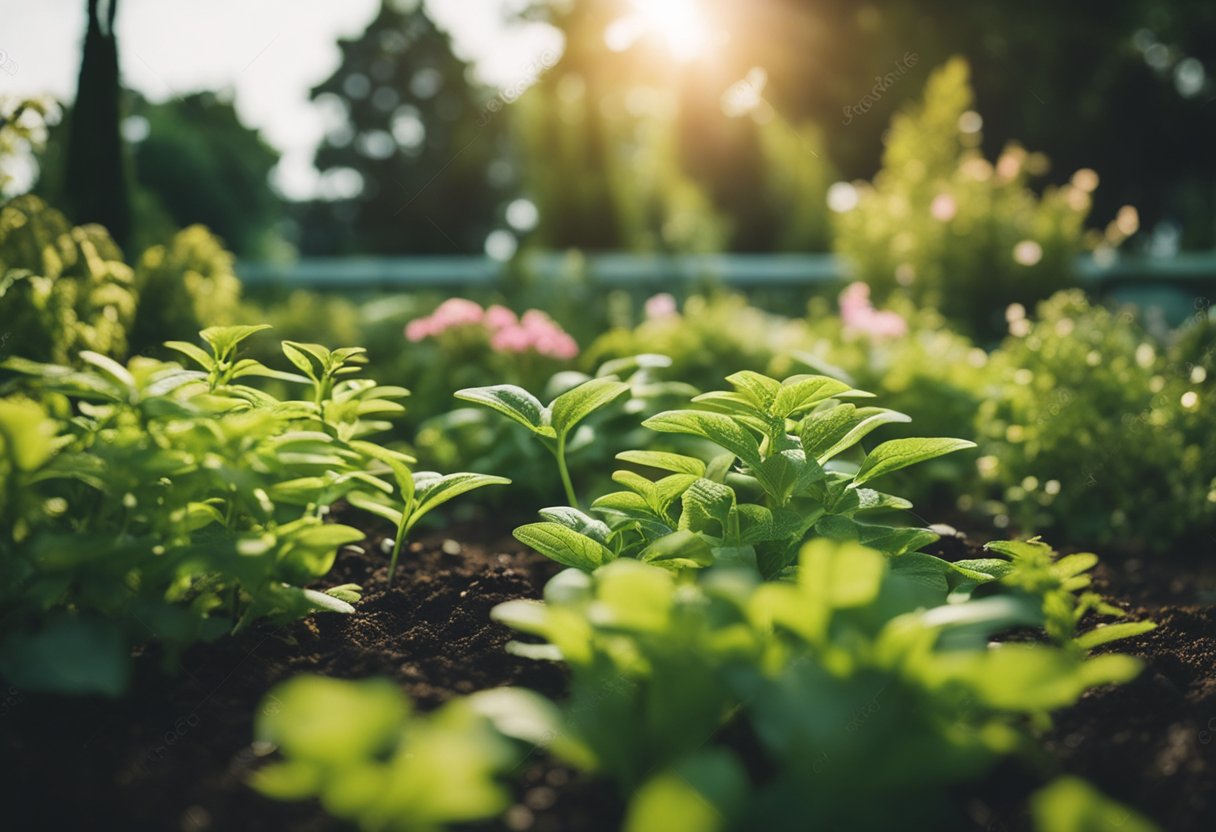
<box><xmin>252</xmin><ymin>675</ymin><xmax>556</xmax><ymax>831</ymax></box>
<box><xmin>513</xmin><ymin>370</ymin><xmax>976</xmax><ymax>578</ymax></box>
<box><xmin>980</xmin><ymin>539</ymin><xmax>1157</xmax><ymax>651</ymax></box>
<box><xmin>455</xmin><ymin>374</ymin><xmax>630</xmax><ymax>507</ymax></box>
<box><xmin>0</xmin><ymin>326</ymin><xmax>501</xmax><ymax>695</ymax></box>
<box><xmin>491</xmin><ymin>540</ymin><xmax>1149</xmax><ymax>829</ymax></box>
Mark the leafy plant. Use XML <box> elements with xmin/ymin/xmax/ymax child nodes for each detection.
<box><xmin>492</xmin><ymin>540</ymin><xmax>1149</xmax><ymax>829</ymax></box>
<box><xmin>455</xmin><ymin>374</ymin><xmax>630</xmax><ymax>507</ymax></box>
<box><xmin>0</xmin><ymin>194</ymin><xmax>137</xmax><ymax>363</ymax></box>
<box><xmin>976</xmin><ymin>290</ymin><xmax>1210</xmax><ymax>552</ymax></box>
<box><xmin>129</xmin><ymin>224</ymin><xmax>242</xmax><ymax>355</ymax></box>
<box><xmin>832</xmin><ymin>57</ymin><xmax>1101</xmax><ymax>339</ymax></box>
<box><xmin>512</xmin><ymin>370</ymin><xmax>976</xmax><ymax>578</ymax></box>
<box><xmin>0</xmin><ymin>326</ymin><xmax>502</xmax><ymax>695</ymax></box>
<box><xmin>252</xmin><ymin>675</ymin><xmax>555</xmax><ymax>831</ymax></box>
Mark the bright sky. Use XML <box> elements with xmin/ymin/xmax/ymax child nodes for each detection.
<box><xmin>0</xmin><ymin>0</ymin><xmax>561</xmax><ymax>198</ymax></box>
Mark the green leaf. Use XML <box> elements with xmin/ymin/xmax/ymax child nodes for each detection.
<box><xmin>514</xmin><ymin>522</ymin><xmax>616</xmax><ymax>571</ymax></box>
<box><xmin>200</xmin><ymin>324</ymin><xmax>271</xmax><ymax>358</ymax></box>
<box><xmin>410</xmin><ymin>472</ymin><xmax>510</xmax><ymax>527</ymax></box>
<box><xmin>615</xmin><ymin>450</ymin><xmax>707</xmax><ymax>476</ymax></box>
<box><xmin>643</xmin><ymin>410</ymin><xmax>764</xmax><ymax>468</ymax></box>
<box><xmin>454</xmin><ymin>385</ymin><xmax>552</xmax><ymax>436</ymax></box>
<box><xmin>800</xmin><ymin>404</ymin><xmax>912</xmax><ymax>462</ymax></box>
<box><xmin>680</xmin><ymin>478</ymin><xmax>736</xmax><ymax>537</ymax></box>
<box><xmin>853</xmin><ymin>437</ymin><xmax>977</xmax><ymax>486</ymax></box>
<box><xmin>1074</xmin><ymin>621</ymin><xmax>1157</xmax><ymax>651</ymax></box>
<box><xmin>772</xmin><ymin>375</ymin><xmax>856</xmax><ymax>418</ymax></box>
<box><xmin>639</xmin><ymin>530</ymin><xmax>715</xmax><ymax>568</ymax></box>
<box><xmin>550</xmin><ymin>377</ymin><xmax>629</xmax><ymax>438</ymax></box>
<box><xmin>725</xmin><ymin>371</ymin><xmax>781</xmax><ymax>409</ymax></box>
<box><xmin>164</xmin><ymin>340</ymin><xmax>216</xmax><ymax>370</ymax></box>
<box><xmin>539</xmin><ymin>506</ymin><xmax>612</xmax><ymax>545</ymax></box>
<box><xmin>301</xmin><ymin>588</ymin><xmax>357</xmax><ymax>615</ymax></box>
<box><xmin>1031</xmin><ymin>777</ymin><xmax>1160</xmax><ymax>832</ymax></box>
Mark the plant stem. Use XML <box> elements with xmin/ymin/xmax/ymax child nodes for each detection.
<box><xmin>387</xmin><ymin>517</ymin><xmax>407</xmax><ymax>589</ymax></box>
<box><xmin>554</xmin><ymin>437</ymin><xmax>579</xmax><ymax>508</ymax></box>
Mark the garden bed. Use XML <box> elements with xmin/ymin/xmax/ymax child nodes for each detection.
<box><xmin>3</xmin><ymin>518</ymin><xmax>1213</xmax><ymax>832</ymax></box>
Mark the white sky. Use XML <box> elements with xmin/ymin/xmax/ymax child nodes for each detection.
<box><xmin>0</xmin><ymin>0</ymin><xmax>560</xmax><ymax>198</ymax></box>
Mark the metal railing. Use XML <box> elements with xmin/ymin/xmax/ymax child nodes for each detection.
<box><xmin>236</xmin><ymin>252</ymin><xmax>1216</xmax><ymax>293</ymax></box>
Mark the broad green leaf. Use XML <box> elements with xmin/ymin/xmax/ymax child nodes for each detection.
<box><xmin>550</xmin><ymin>376</ymin><xmax>629</xmax><ymax>438</ymax></box>
<box><xmin>346</xmin><ymin>491</ymin><xmax>405</xmax><ymax>526</ymax></box>
<box><xmin>301</xmin><ymin>588</ymin><xmax>357</xmax><ymax>615</ymax></box>
<box><xmin>852</xmin><ymin>437</ymin><xmax>976</xmax><ymax>486</ymax></box>
<box><xmin>164</xmin><ymin>340</ymin><xmax>215</xmax><ymax>370</ymax></box>
<box><xmin>409</xmin><ymin>472</ymin><xmax>508</xmax><ymax>528</ymax></box>
<box><xmin>255</xmin><ymin>675</ymin><xmax>408</xmax><ymax>763</ymax></box>
<box><xmin>201</xmin><ymin>324</ymin><xmax>271</xmax><ymax>357</ymax></box>
<box><xmin>680</xmin><ymin>478</ymin><xmax>735</xmax><ymax>537</ymax></box>
<box><xmin>644</xmin><ymin>410</ymin><xmax>764</xmax><ymax>468</ymax></box>
<box><xmin>639</xmin><ymin>530</ymin><xmax>715</xmax><ymax>568</ymax></box>
<box><xmin>771</xmin><ymin>375</ymin><xmax>856</xmax><ymax>419</ymax></box>
<box><xmin>281</xmin><ymin>342</ymin><xmax>318</xmax><ymax>378</ymax></box>
<box><xmin>454</xmin><ymin>385</ymin><xmax>551</xmax><ymax>435</ymax></box>
<box><xmin>537</xmin><ymin>506</ymin><xmax>612</xmax><ymax>545</ymax></box>
<box><xmin>800</xmin><ymin>404</ymin><xmax>912</xmax><ymax>462</ymax></box>
<box><xmin>78</xmin><ymin>351</ymin><xmax>135</xmax><ymax>390</ymax></box>
<box><xmin>724</xmin><ymin>371</ymin><xmax>781</xmax><ymax>408</ymax></box>
<box><xmin>514</xmin><ymin>522</ymin><xmax>616</xmax><ymax>571</ymax></box>
<box><xmin>615</xmin><ymin>450</ymin><xmax>706</xmax><ymax>476</ymax></box>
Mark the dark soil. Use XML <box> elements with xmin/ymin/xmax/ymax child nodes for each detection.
<box><xmin>1</xmin><ymin>517</ymin><xmax>618</xmax><ymax>832</ymax></box>
<box><xmin>2</xmin><ymin>521</ymin><xmax>1212</xmax><ymax>832</ymax></box>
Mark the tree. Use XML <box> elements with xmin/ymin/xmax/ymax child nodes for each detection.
<box><xmin>60</xmin><ymin>0</ymin><xmax>132</xmax><ymax>251</ymax></box>
<box><xmin>300</xmin><ymin>0</ymin><xmax>507</xmax><ymax>255</ymax></box>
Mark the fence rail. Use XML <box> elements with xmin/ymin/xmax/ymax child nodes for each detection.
<box><xmin>236</xmin><ymin>252</ymin><xmax>1216</xmax><ymax>293</ymax></box>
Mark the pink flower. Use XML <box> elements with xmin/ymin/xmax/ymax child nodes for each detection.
<box><xmin>490</xmin><ymin>325</ymin><xmax>532</xmax><ymax>354</ymax></box>
<box><xmin>430</xmin><ymin>298</ymin><xmax>484</xmax><ymax>330</ymax></box>
<box><xmin>644</xmin><ymin>293</ymin><xmax>678</xmax><ymax>321</ymax></box>
<box><xmin>839</xmin><ymin>282</ymin><xmax>908</xmax><ymax>339</ymax></box>
<box><xmin>930</xmin><ymin>193</ymin><xmax>957</xmax><ymax>222</ymax></box>
<box><xmin>484</xmin><ymin>304</ymin><xmax>517</xmax><ymax>331</ymax></box>
<box><xmin>405</xmin><ymin>317</ymin><xmax>434</xmax><ymax>342</ymax></box>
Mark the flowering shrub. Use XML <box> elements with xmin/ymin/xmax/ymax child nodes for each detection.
<box><xmin>405</xmin><ymin>298</ymin><xmax>578</xmax><ymax>360</ymax></box>
<box><xmin>832</xmin><ymin>57</ymin><xmax>1104</xmax><ymax>339</ymax></box>
<box><xmin>838</xmin><ymin>282</ymin><xmax>908</xmax><ymax>339</ymax></box>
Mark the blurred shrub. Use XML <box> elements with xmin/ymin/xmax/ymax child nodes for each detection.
<box><xmin>129</xmin><ymin>225</ymin><xmax>242</xmax><ymax>354</ymax></box>
<box><xmin>833</xmin><ymin>58</ymin><xmax>1096</xmax><ymax>340</ymax></box>
<box><xmin>0</xmin><ymin>194</ymin><xmax>136</xmax><ymax>363</ymax></box>
<box><xmin>976</xmin><ymin>291</ymin><xmax>1212</xmax><ymax>552</ymax></box>
<box><xmin>585</xmin><ymin>293</ymin><xmax>815</xmax><ymax>393</ymax></box>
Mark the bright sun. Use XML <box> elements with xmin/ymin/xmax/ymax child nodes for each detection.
<box><xmin>606</xmin><ymin>0</ymin><xmax>715</xmax><ymax>62</ymax></box>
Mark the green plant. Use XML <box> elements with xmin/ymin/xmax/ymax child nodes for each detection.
<box><xmin>455</xmin><ymin>374</ymin><xmax>630</xmax><ymax>508</ymax></box>
<box><xmin>129</xmin><ymin>224</ymin><xmax>242</xmax><ymax>354</ymax></box>
<box><xmin>492</xmin><ymin>540</ymin><xmax>1150</xmax><ymax>829</ymax></box>
<box><xmin>252</xmin><ymin>675</ymin><xmax>555</xmax><ymax>831</ymax></box>
<box><xmin>833</xmin><ymin>57</ymin><xmax>1097</xmax><ymax>339</ymax></box>
<box><xmin>976</xmin><ymin>290</ymin><xmax>1209</xmax><ymax>552</ymax></box>
<box><xmin>0</xmin><ymin>326</ymin><xmax>502</xmax><ymax>695</ymax></box>
<box><xmin>0</xmin><ymin>194</ymin><xmax>137</xmax><ymax>363</ymax></box>
<box><xmin>511</xmin><ymin>370</ymin><xmax>976</xmax><ymax>578</ymax></box>
<box><xmin>980</xmin><ymin>539</ymin><xmax>1156</xmax><ymax>651</ymax></box>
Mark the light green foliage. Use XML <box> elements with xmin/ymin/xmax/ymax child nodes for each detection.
<box><xmin>456</xmin><ymin>371</ymin><xmax>635</xmax><ymax>507</ymax></box>
<box><xmin>0</xmin><ymin>194</ymin><xmax>137</xmax><ymax>363</ymax></box>
<box><xmin>976</xmin><ymin>291</ymin><xmax>1212</xmax><ymax>551</ymax></box>
<box><xmin>585</xmin><ymin>293</ymin><xmax>815</xmax><ymax>396</ymax></box>
<box><xmin>252</xmin><ymin>676</ymin><xmax>544</xmax><ymax>831</ymax></box>
<box><xmin>0</xmin><ymin>98</ymin><xmax>52</xmax><ymax>195</ymax></box>
<box><xmin>130</xmin><ymin>225</ymin><xmax>243</xmax><ymax>353</ymax></box>
<box><xmin>512</xmin><ymin>370</ymin><xmax>976</xmax><ymax>578</ymax></box>
<box><xmin>492</xmin><ymin>540</ymin><xmax>1147</xmax><ymax>829</ymax></box>
<box><xmin>0</xmin><ymin>326</ymin><xmax>500</xmax><ymax>695</ymax></box>
<box><xmin>1031</xmin><ymin>776</ymin><xmax>1160</xmax><ymax>832</ymax></box>
<box><xmin>833</xmin><ymin>57</ymin><xmax>1091</xmax><ymax>338</ymax></box>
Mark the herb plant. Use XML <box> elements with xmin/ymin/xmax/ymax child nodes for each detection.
<box><xmin>455</xmin><ymin>374</ymin><xmax>630</xmax><ymax>507</ymax></box>
<box><xmin>493</xmin><ymin>540</ymin><xmax>1151</xmax><ymax>829</ymax></box>
<box><xmin>0</xmin><ymin>326</ymin><xmax>503</xmax><ymax>695</ymax></box>
<box><xmin>512</xmin><ymin>370</ymin><xmax>976</xmax><ymax>578</ymax></box>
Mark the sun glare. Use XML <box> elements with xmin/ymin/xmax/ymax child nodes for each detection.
<box><xmin>611</xmin><ymin>0</ymin><xmax>715</xmax><ymax>62</ymax></box>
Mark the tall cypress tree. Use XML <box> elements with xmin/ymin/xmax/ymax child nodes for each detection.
<box><xmin>61</xmin><ymin>0</ymin><xmax>132</xmax><ymax>251</ymax></box>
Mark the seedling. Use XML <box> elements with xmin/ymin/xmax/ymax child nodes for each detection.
<box><xmin>455</xmin><ymin>376</ymin><xmax>629</xmax><ymax>507</ymax></box>
<box><xmin>511</xmin><ymin>371</ymin><xmax>977</xmax><ymax>577</ymax></box>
